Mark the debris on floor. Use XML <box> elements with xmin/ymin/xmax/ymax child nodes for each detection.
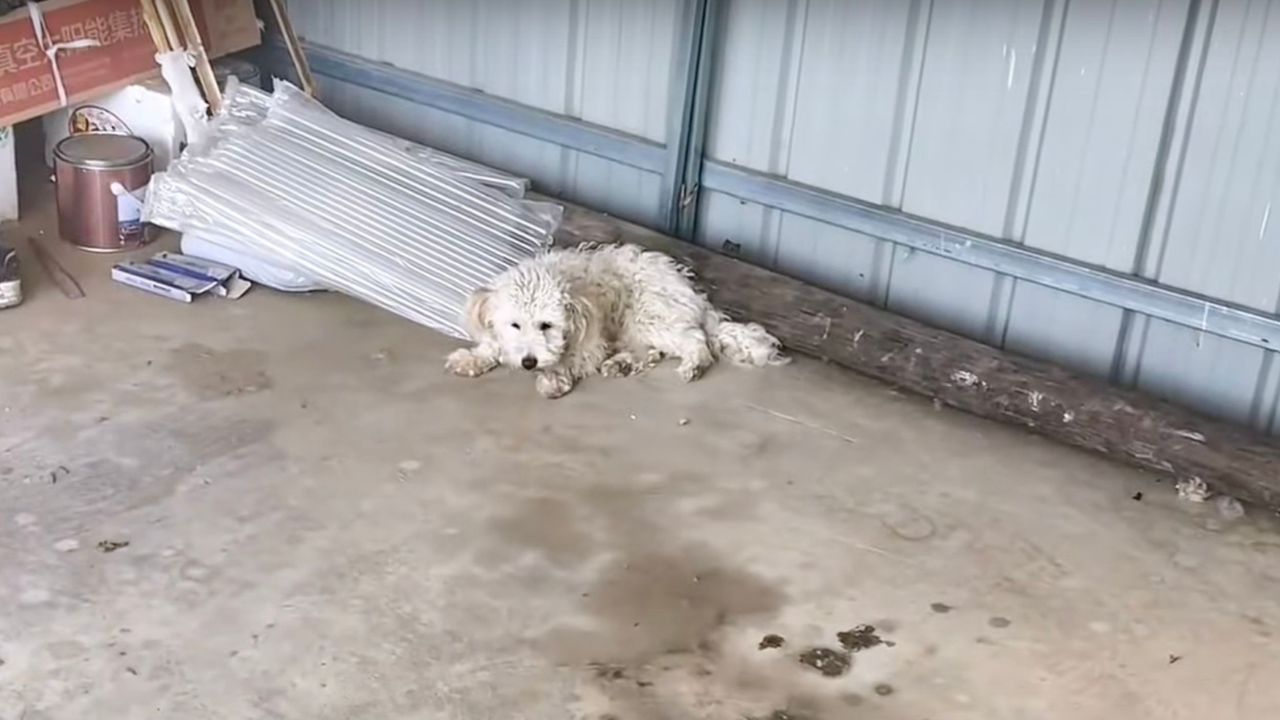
<box><xmin>837</xmin><ymin>624</ymin><xmax>889</xmax><ymax>652</ymax></box>
<box><xmin>757</xmin><ymin>633</ymin><xmax>785</xmax><ymax>650</ymax></box>
<box><xmin>1175</xmin><ymin>476</ymin><xmax>1211</xmax><ymax>503</ymax></box>
<box><xmin>796</xmin><ymin>647</ymin><xmax>850</xmax><ymax>677</ymax></box>
<box><xmin>96</xmin><ymin>540</ymin><xmax>130</xmax><ymax>553</ymax></box>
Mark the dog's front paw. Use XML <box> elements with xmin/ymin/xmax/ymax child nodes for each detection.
<box><xmin>536</xmin><ymin>371</ymin><xmax>576</xmax><ymax>399</ymax></box>
<box><xmin>676</xmin><ymin>360</ymin><xmax>708</xmax><ymax>383</ymax></box>
<box><xmin>601</xmin><ymin>353</ymin><xmax>636</xmax><ymax>378</ymax></box>
<box><xmin>446</xmin><ymin>348</ymin><xmax>496</xmax><ymax>378</ymax></box>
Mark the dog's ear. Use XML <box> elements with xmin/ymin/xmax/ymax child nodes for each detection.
<box><xmin>463</xmin><ymin>287</ymin><xmax>494</xmax><ymax>339</ymax></box>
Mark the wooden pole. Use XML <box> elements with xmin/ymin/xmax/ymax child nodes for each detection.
<box><xmin>552</xmin><ymin>204</ymin><xmax>1280</xmax><ymax>511</ymax></box>
<box><xmin>161</xmin><ymin>0</ymin><xmax>223</xmax><ymax>113</ymax></box>
<box><xmin>266</xmin><ymin>0</ymin><xmax>317</xmax><ymax>96</ymax></box>
<box><xmin>137</xmin><ymin>0</ymin><xmax>171</xmax><ymax>53</ymax></box>
<box><xmin>149</xmin><ymin>0</ymin><xmax>184</xmax><ymax>54</ymax></box>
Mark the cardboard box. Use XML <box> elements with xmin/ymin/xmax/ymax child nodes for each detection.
<box><xmin>0</xmin><ymin>0</ymin><xmax>259</xmax><ymax>128</ymax></box>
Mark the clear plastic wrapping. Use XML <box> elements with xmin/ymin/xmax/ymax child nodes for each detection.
<box><xmin>145</xmin><ymin>82</ymin><xmax>557</xmax><ymax>338</ymax></box>
<box><xmin>215</xmin><ymin>79</ymin><xmax>530</xmax><ymax>198</ymax></box>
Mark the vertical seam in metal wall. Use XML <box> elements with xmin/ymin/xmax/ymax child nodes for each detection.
<box><xmin>764</xmin><ymin>0</ymin><xmax>810</xmax><ymax>267</ymax></box>
<box><xmin>882</xmin><ymin>0</ymin><xmax>928</xmax><ymax>207</ymax></box>
<box><xmin>879</xmin><ymin>0</ymin><xmax>935</xmax><ymax>308</ymax></box>
<box><xmin>1113</xmin><ymin>0</ymin><xmax>1216</xmax><ymax>386</ymax></box>
<box><xmin>660</xmin><ymin>0</ymin><xmax>702</xmax><ymax>235</ymax></box>
<box><xmin>557</xmin><ymin>0</ymin><xmax>587</xmax><ymax>200</ymax></box>
<box><xmin>1002</xmin><ymin>0</ymin><xmax>1067</xmax><ymax>241</ymax></box>
<box><xmin>664</xmin><ymin>0</ymin><xmax>723</xmax><ymax>239</ymax></box>
<box><xmin>992</xmin><ymin>0</ymin><xmax>1070</xmax><ymax>347</ymax></box>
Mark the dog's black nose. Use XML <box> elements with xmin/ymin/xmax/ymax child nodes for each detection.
<box><xmin>521</xmin><ymin>356</ymin><xmax>538</xmax><ymax>370</ymax></box>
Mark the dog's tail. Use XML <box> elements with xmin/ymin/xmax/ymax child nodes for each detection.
<box><xmin>705</xmin><ymin>310</ymin><xmax>790</xmax><ymax>367</ymax></box>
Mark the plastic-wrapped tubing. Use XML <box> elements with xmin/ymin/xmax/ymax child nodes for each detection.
<box><xmin>213</xmin><ymin>81</ymin><xmax>530</xmax><ymax>198</ymax></box>
<box><xmin>146</xmin><ymin>81</ymin><xmax>558</xmax><ymax>339</ymax></box>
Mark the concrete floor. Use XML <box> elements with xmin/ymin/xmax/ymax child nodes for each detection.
<box><xmin>3</xmin><ymin>183</ymin><xmax>1280</xmax><ymax>720</ymax></box>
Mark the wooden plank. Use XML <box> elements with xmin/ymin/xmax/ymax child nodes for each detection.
<box><xmin>553</xmin><ymin>205</ymin><xmax>1280</xmax><ymax>510</ymax></box>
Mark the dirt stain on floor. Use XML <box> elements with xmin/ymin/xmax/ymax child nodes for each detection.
<box><xmin>166</xmin><ymin>343</ymin><xmax>272</xmax><ymax>400</ymax></box>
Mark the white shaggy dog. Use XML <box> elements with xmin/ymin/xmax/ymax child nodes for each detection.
<box><xmin>445</xmin><ymin>243</ymin><xmax>787</xmax><ymax>398</ymax></box>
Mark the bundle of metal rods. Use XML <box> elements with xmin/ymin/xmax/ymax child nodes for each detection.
<box><xmin>145</xmin><ymin>82</ymin><xmax>558</xmax><ymax>338</ymax></box>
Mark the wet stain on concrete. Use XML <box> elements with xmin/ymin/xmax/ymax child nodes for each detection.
<box><xmin>542</xmin><ymin>546</ymin><xmax>785</xmax><ymax>666</ymax></box>
<box><xmin>166</xmin><ymin>343</ymin><xmax>272</xmax><ymax>400</ymax></box>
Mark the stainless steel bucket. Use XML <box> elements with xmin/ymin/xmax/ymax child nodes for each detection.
<box><xmin>54</xmin><ymin>133</ymin><xmax>154</xmax><ymax>253</ymax></box>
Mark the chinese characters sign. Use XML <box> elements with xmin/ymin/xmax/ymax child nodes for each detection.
<box><xmin>0</xmin><ymin>0</ymin><xmax>260</xmax><ymax>127</ymax></box>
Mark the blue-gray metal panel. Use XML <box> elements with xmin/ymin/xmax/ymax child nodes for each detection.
<box><xmin>1135</xmin><ymin>320</ymin><xmax>1269</xmax><ymax>427</ymax></box>
<box><xmin>773</xmin><ymin>214</ymin><xmax>888</xmax><ymax>304</ymax></box>
<box><xmin>886</xmin><ymin>253</ymin><xmax>1002</xmax><ymax>342</ymax></box>
<box><xmin>276</xmin><ymin>42</ymin><xmax>666</xmax><ymax>175</ymax></box>
<box><xmin>901</xmin><ymin>0</ymin><xmax>1048</xmax><ymax>237</ymax></box>
<box><xmin>699</xmin><ymin>161</ymin><xmax>1280</xmax><ymax>351</ymax></box>
<box><xmin>1022</xmin><ymin>0</ymin><xmax>1191</xmax><ymax>268</ymax></box>
<box><xmin>695</xmin><ymin>191</ymin><xmax>781</xmax><ymax>266</ymax></box>
<box><xmin>1149</xmin><ymin>0</ymin><xmax>1280</xmax><ymax>312</ymax></box>
<box><xmin>783</xmin><ymin>0</ymin><xmax>918</xmax><ymax>204</ymax></box>
<box><xmin>696</xmin><ymin>192</ymin><xmax>887</xmax><ymax>303</ymax></box>
<box><xmin>288</xmin><ymin>0</ymin><xmax>678</xmax><ymax>144</ymax></box>
<box><xmin>315</xmin><ymin>77</ymin><xmax>664</xmax><ymax>228</ymax></box>
<box><xmin>703</xmin><ymin>0</ymin><xmax>803</xmax><ymax>171</ymax></box>
<box><xmin>1003</xmin><ymin>285</ymin><xmax>1127</xmax><ymax>379</ymax></box>
<box><xmin>575</xmin><ymin>0</ymin><xmax>681</xmax><ymax>143</ymax></box>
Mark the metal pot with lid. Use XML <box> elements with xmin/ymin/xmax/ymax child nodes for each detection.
<box><xmin>54</xmin><ymin>133</ymin><xmax>154</xmax><ymax>252</ymax></box>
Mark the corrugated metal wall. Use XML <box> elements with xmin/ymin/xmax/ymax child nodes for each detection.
<box><xmin>287</xmin><ymin>0</ymin><xmax>1280</xmax><ymax>433</ymax></box>
<box><xmin>290</xmin><ymin>0</ymin><xmax>680</xmax><ymax>225</ymax></box>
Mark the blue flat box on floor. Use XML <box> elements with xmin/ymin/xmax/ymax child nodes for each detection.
<box><xmin>112</xmin><ymin>252</ymin><xmax>251</xmax><ymax>303</ymax></box>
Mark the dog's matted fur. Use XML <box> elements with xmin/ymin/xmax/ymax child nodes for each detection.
<box><xmin>446</xmin><ymin>243</ymin><xmax>787</xmax><ymax>398</ymax></box>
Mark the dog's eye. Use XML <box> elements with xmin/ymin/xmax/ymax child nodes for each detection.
<box><xmin>538</xmin><ymin>322</ymin><xmax>552</xmax><ymax>332</ymax></box>
<box><xmin>510</xmin><ymin>322</ymin><xmax>521</xmax><ymax>330</ymax></box>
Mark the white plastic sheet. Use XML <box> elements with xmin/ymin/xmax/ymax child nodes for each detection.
<box><xmin>145</xmin><ymin>81</ymin><xmax>557</xmax><ymax>339</ymax></box>
<box><xmin>180</xmin><ymin>230</ymin><xmax>324</xmax><ymax>293</ymax></box>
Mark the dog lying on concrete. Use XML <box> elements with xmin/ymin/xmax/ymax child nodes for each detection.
<box><xmin>446</xmin><ymin>243</ymin><xmax>787</xmax><ymax>398</ymax></box>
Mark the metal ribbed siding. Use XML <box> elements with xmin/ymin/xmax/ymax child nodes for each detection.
<box><xmin>701</xmin><ymin>0</ymin><xmax>1280</xmax><ymax>432</ymax></box>
<box><xmin>288</xmin><ymin>0</ymin><xmax>679</xmax><ymax>226</ymax></box>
